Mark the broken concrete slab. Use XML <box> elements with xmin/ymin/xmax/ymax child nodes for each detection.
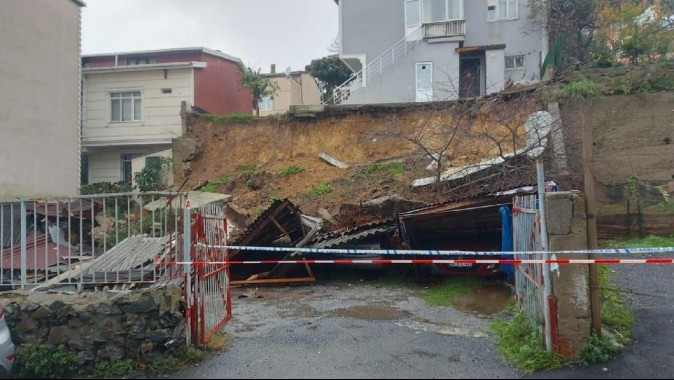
<box><xmin>318</xmin><ymin>208</ymin><xmax>339</xmax><ymax>226</ymax></box>
<box><xmin>319</xmin><ymin>153</ymin><xmax>349</xmax><ymax>169</ymax></box>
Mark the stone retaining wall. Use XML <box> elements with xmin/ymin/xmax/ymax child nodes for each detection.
<box><xmin>0</xmin><ymin>285</ymin><xmax>185</xmax><ymax>373</ymax></box>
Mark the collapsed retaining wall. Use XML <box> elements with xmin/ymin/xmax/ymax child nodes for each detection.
<box><xmin>0</xmin><ymin>285</ymin><xmax>185</xmax><ymax>373</ymax></box>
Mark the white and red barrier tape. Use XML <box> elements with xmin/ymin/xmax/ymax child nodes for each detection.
<box><xmin>157</xmin><ymin>258</ymin><xmax>674</xmax><ymax>266</ymax></box>
<box><xmin>195</xmin><ymin>244</ymin><xmax>674</xmax><ymax>256</ymax></box>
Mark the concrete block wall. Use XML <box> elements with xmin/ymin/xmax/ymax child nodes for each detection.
<box><xmin>546</xmin><ymin>191</ymin><xmax>591</xmax><ymax>358</ymax></box>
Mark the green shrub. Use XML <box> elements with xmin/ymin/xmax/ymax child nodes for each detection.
<box><xmin>181</xmin><ymin>347</ymin><xmax>205</xmax><ymax>364</ymax></box>
<box><xmin>309</xmin><ymin>183</ymin><xmax>333</xmax><ymax>196</ymax></box>
<box><xmin>280</xmin><ymin>165</ymin><xmax>304</xmax><ymax>177</ymax></box>
<box><xmin>16</xmin><ymin>344</ymin><xmax>78</xmax><ymax>379</ymax></box>
<box><xmin>148</xmin><ymin>356</ymin><xmax>178</xmax><ymax>374</ymax></box>
<box><xmin>134</xmin><ymin>157</ymin><xmax>172</xmax><ymax>192</ymax></box>
<box><xmin>577</xmin><ymin>331</ymin><xmax>622</xmax><ymax>366</ymax></box>
<box><xmin>95</xmin><ymin>359</ymin><xmax>137</xmax><ymax>377</ymax></box>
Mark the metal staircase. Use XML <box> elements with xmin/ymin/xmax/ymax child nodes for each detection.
<box><xmin>326</xmin><ymin>26</ymin><xmax>422</xmax><ymax>105</ymax></box>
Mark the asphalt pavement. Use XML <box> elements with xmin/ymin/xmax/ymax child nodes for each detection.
<box><xmin>169</xmin><ymin>261</ymin><xmax>674</xmax><ymax>379</ymax></box>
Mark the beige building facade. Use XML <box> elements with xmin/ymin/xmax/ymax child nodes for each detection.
<box><xmin>259</xmin><ymin>70</ymin><xmax>321</xmax><ymax>116</ymax></box>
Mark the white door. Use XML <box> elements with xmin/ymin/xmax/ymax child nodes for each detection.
<box><xmin>416</xmin><ymin>62</ymin><xmax>433</xmax><ymax>102</ymax></box>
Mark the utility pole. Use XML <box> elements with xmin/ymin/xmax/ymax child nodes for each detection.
<box><xmin>581</xmin><ymin>103</ymin><xmax>602</xmax><ymax>337</ymax></box>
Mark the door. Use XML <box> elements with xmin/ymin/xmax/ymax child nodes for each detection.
<box><xmin>416</xmin><ymin>62</ymin><xmax>433</xmax><ymax>102</ymax></box>
<box><xmin>459</xmin><ymin>58</ymin><xmax>481</xmax><ymax>98</ymax></box>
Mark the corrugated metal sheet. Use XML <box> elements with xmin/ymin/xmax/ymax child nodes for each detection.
<box><xmin>81</xmin><ymin>235</ymin><xmax>169</xmax><ymax>274</ymax></box>
<box><xmin>310</xmin><ymin>220</ymin><xmax>396</xmax><ymax>248</ymax></box>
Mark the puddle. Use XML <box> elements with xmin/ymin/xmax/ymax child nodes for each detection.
<box><xmin>327</xmin><ymin>305</ymin><xmax>412</xmax><ymax>320</ymax></box>
<box><xmin>450</xmin><ymin>282</ymin><xmax>513</xmax><ymax>316</ymax></box>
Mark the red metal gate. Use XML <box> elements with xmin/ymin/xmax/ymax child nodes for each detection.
<box><xmin>190</xmin><ymin>204</ymin><xmax>232</xmax><ymax>345</ymax></box>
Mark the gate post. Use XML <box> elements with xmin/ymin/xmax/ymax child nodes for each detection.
<box><xmin>183</xmin><ymin>202</ymin><xmax>192</xmax><ymax>346</ymax></box>
<box><xmin>20</xmin><ymin>201</ymin><xmax>27</xmax><ymax>290</ymax></box>
<box><xmin>546</xmin><ymin>191</ymin><xmax>591</xmax><ymax>358</ymax></box>
<box><xmin>537</xmin><ymin>161</ymin><xmax>553</xmax><ymax>355</ymax></box>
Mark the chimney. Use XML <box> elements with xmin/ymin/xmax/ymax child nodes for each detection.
<box><xmin>270</xmin><ymin>64</ymin><xmax>276</xmax><ymax>74</ymax></box>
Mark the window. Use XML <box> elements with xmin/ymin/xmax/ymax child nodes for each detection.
<box><xmin>505</xmin><ymin>55</ymin><xmax>526</xmax><ymax>70</ymax></box>
<box><xmin>80</xmin><ymin>153</ymin><xmax>89</xmax><ymax>186</ymax></box>
<box><xmin>127</xmin><ymin>57</ymin><xmax>155</xmax><ymax>65</ymax></box>
<box><xmin>422</xmin><ymin>0</ymin><xmax>462</xmax><ymax>22</ymax></box>
<box><xmin>488</xmin><ymin>0</ymin><xmax>517</xmax><ymax>21</ymax></box>
<box><xmin>111</xmin><ymin>91</ymin><xmax>142</xmax><ymax>122</ymax></box>
<box><xmin>120</xmin><ymin>153</ymin><xmax>135</xmax><ymax>184</ymax></box>
<box><xmin>259</xmin><ymin>95</ymin><xmax>273</xmax><ymax>112</ymax></box>
<box><xmin>406</xmin><ymin>0</ymin><xmax>421</xmax><ymax>27</ymax></box>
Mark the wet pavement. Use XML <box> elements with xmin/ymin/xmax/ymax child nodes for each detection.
<box><xmin>168</xmin><ymin>264</ymin><xmax>674</xmax><ymax>379</ymax></box>
<box><xmin>170</xmin><ymin>280</ymin><xmax>521</xmax><ymax>379</ymax></box>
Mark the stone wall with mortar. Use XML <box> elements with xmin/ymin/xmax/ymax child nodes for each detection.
<box><xmin>546</xmin><ymin>191</ymin><xmax>590</xmax><ymax>358</ymax></box>
<box><xmin>0</xmin><ymin>285</ymin><xmax>185</xmax><ymax>373</ymax></box>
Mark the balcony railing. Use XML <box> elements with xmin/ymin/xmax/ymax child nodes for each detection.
<box><xmin>422</xmin><ymin>20</ymin><xmax>466</xmax><ymax>39</ymax></box>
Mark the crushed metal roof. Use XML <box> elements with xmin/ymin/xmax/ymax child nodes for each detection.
<box><xmin>231</xmin><ymin>199</ymin><xmax>303</xmax><ymax>247</ymax></box>
<box><xmin>309</xmin><ymin>220</ymin><xmax>396</xmax><ymax>248</ymax></box>
<box><xmin>34</xmin><ymin>235</ymin><xmax>170</xmax><ymax>289</ymax></box>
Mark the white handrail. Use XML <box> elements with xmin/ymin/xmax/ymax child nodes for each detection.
<box><xmin>326</xmin><ymin>26</ymin><xmax>422</xmax><ymax>105</ymax></box>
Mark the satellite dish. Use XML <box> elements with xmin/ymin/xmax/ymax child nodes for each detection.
<box><xmin>284</xmin><ymin>66</ymin><xmax>292</xmax><ymax>79</ymax></box>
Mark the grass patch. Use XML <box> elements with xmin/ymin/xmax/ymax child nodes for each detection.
<box><xmin>491</xmin><ymin>312</ymin><xmax>569</xmax><ymax>373</ymax></box>
<box><xmin>309</xmin><ymin>183</ymin><xmax>333</xmax><ymax>196</ymax></box>
<box><xmin>361</xmin><ymin>162</ymin><xmax>405</xmax><ymax>176</ymax></box>
<box><xmin>206</xmin><ymin>332</ymin><xmax>232</xmax><ymax>352</ymax></box>
<box><xmin>201</xmin><ymin>175</ymin><xmax>230</xmax><ymax>193</ymax></box>
<box><xmin>543</xmin><ymin>78</ymin><xmax>600</xmax><ymax>102</ymax></box>
<box><xmin>202</xmin><ymin>113</ymin><xmax>253</xmax><ymax>123</ymax></box>
<box><xmin>280</xmin><ymin>165</ymin><xmax>305</xmax><ymax>177</ymax></box>
<box><xmin>238</xmin><ymin>164</ymin><xmax>258</xmax><ymax>179</ymax></box>
<box><xmin>601</xmin><ymin>234</ymin><xmax>674</xmax><ymax>249</ymax></box>
<box><xmin>597</xmin><ymin>265</ymin><xmax>635</xmax><ymax>345</ymax></box>
<box><xmin>417</xmin><ymin>277</ymin><xmax>481</xmax><ymax>307</ymax></box>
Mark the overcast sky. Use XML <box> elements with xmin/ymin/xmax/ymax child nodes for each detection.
<box><xmin>81</xmin><ymin>0</ymin><xmax>338</xmax><ymax>72</ymax></box>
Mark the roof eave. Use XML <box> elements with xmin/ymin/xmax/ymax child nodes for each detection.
<box><xmin>82</xmin><ymin>61</ymin><xmax>207</xmax><ymax>74</ymax></box>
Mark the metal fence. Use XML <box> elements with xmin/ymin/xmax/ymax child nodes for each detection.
<box><xmin>191</xmin><ymin>202</ymin><xmax>231</xmax><ymax>344</ymax></box>
<box><xmin>513</xmin><ymin>194</ymin><xmax>546</xmax><ymax>327</ymax></box>
<box><xmin>0</xmin><ymin>192</ymin><xmax>187</xmax><ymax>290</ymax></box>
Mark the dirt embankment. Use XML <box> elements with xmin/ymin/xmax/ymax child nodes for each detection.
<box><xmin>175</xmin><ymin>98</ymin><xmax>537</xmax><ymax>228</ymax></box>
